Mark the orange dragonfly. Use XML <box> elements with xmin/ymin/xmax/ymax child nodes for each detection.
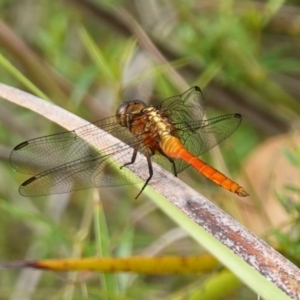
<box><xmin>10</xmin><ymin>86</ymin><xmax>248</xmax><ymax>198</ymax></box>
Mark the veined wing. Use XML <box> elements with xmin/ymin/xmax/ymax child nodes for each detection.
<box><xmin>176</xmin><ymin>113</ymin><xmax>242</xmax><ymax>156</ymax></box>
<box><xmin>10</xmin><ymin>115</ymin><xmax>137</xmax><ymax>175</ymax></box>
<box><xmin>17</xmin><ymin>135</ymin><xmax>154</xmax><ymax>197</ymax></box>
<box><xmin>160</xmin><ymin>86</ymin><xmax>205</xmax><ymax>125</ymax></box>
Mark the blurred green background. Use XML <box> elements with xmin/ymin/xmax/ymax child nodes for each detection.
<box><xmin>0</xmin><ymin>0</ymin><xmax>300</xmax><ymax>299</ymax></box>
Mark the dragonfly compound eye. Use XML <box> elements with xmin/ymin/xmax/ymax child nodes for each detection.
<box><xmin>116</xmin><ymin>100</ymin><xmax>146</xmax><ymax>127</ymax></box>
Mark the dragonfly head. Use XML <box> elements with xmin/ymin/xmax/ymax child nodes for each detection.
<box><xmin>116</xmin><ymin>100</ymin><xmax>146</xmax><ymax>127</ymax></box>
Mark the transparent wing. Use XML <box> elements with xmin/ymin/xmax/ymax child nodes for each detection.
<box><xmin>160</xmin><ymin>86</ymin><xmax>205</xmax><ymax>124</ymax></box>
<box><xmin>18</xmin><ymin>138</ymin><xmax>158</xmax><ymax>197</ymax></box>
<box><xmin>10</xmin><ymin>116</ymin><xmax>137</xmax><ymax>175</ymax></box>
<box><xmin>176</xmin><ymin>114</ymin><xmax>242</xmax><ymax>156</ymax></box>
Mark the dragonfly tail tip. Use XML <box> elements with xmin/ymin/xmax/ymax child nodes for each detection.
<box><xmin>235</xmin><ymin>187</ymin><xmax>249</xmax><ymax>197</ymax></box>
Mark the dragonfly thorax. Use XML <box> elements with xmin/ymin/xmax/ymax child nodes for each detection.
<box><xmin>117</xmin><ymin>100</ymin><xmax>176</xmax><ymax>150</ymax></box>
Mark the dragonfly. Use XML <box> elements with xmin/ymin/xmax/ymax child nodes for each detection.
<box><xmin>10</xmin><ymin>86</ymin><xmax>248</xmax><ymax>198</ymax></box>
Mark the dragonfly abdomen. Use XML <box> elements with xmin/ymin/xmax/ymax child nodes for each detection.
<box><xmin>161</xmin><ymin>135</ymin><xmax>248</xmax><ymax>197</ymax></box>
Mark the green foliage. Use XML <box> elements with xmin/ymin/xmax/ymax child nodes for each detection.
<box><xmin>0</xmin><ymin>0</ymin><xmax>299</xmax><ymax>299</ymax></box>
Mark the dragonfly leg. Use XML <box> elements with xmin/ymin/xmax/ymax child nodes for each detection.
<box><xmin>135</xmin><ymin>149</ymin><xmax>153</xmax><ymax>199</ymax></box>
<box><xmin>121</xmin><ymin>144</ymin><xmax>139</xmax><ymax>169</ymax></box>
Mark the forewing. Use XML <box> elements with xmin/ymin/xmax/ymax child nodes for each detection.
<box><xmin>160</xmin><ymin>86</ymin><xmax>205</xmax><ymax>124</ymax></box>
<box><xmin>10</xmin><ymin>115</ymin><xmax>137</xmax><ymax>175</ymax></box>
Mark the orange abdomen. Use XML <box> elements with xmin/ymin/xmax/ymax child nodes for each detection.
<box><xmin>161</xmin><ymin>136</ymin><xmax>248</xmax><ymax>197</ymax></box>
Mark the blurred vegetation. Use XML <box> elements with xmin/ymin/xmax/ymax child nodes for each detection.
<box><xmin>0</xmin><ymin>0</ymin><xmax>299</xmax><ymax>299</ymax></box>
